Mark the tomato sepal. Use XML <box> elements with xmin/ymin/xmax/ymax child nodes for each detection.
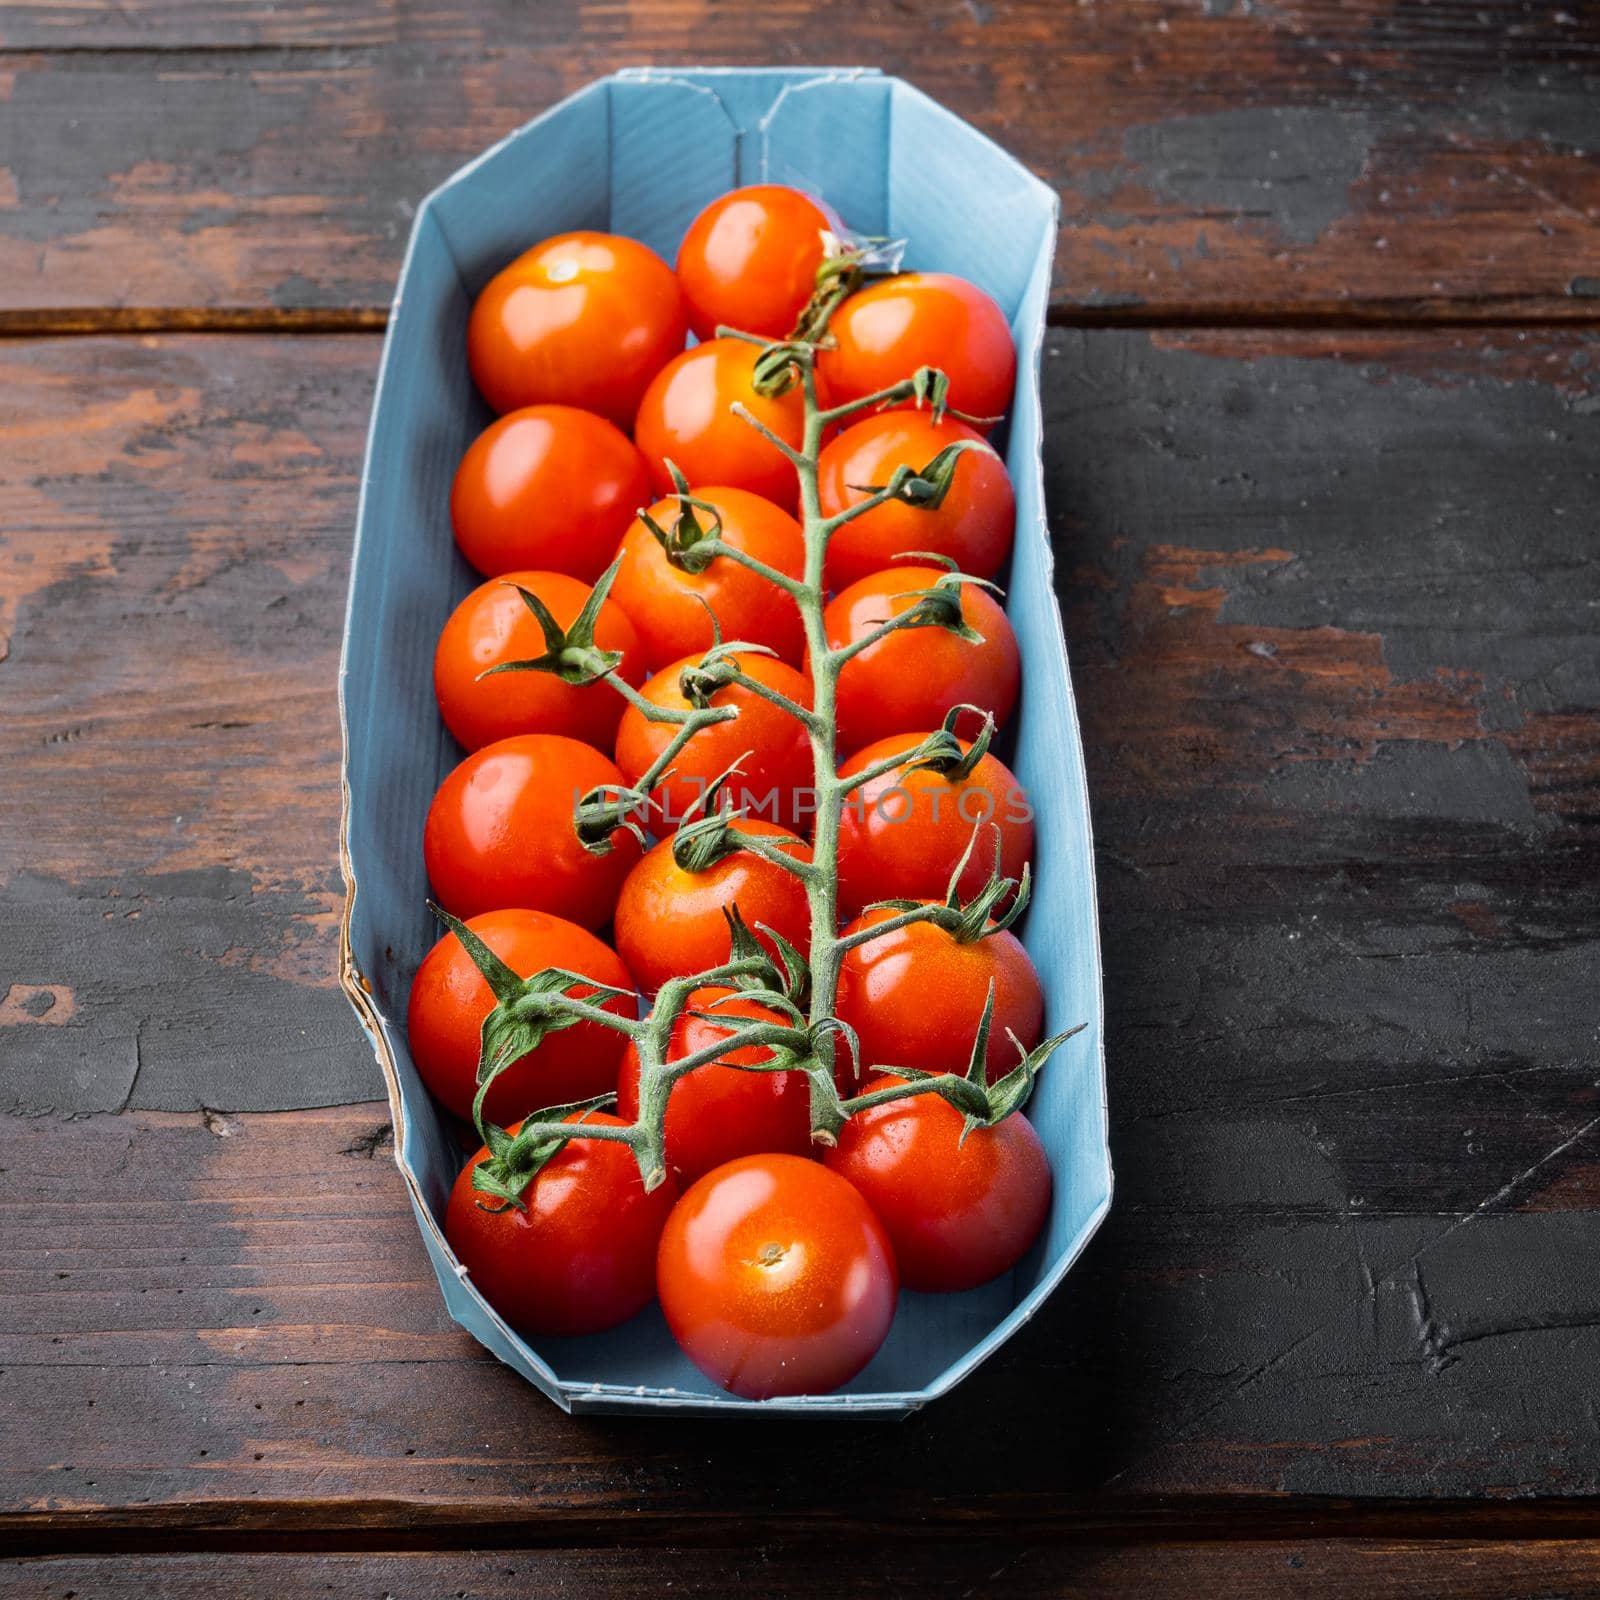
<box><xmin>481</xmin><ymin>558</ymin><xmax>629</xmax><ymax>686</ymax></box>
<box><xmin>468</xmin><ymin>1094</ymin><xmax>624</xmax><ymax>1212</ymax></box>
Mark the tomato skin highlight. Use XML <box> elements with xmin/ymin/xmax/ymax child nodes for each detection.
<box><xmin>676</xmin><ymin>184</ymin><xmax>838</xmax><ymax>342</ymax></box>
<box><xmin>610</xmin><ymin>487</ymin><xmax>807</xmax><ymax>671</ymax></box>
<box><xmin>819</xmin><ymin>411</ymin><xmax>1015</xmax><ymax>591</ymax></box>
<box><xmin>424</xmin><ymin>733</ymin><xmax>641</xmax><ymax>926</ymax></box>
<box><xmin>834</xmin><ymin>904</ymin><xmax>1043</xmax><ymax>1084</ymax></box>
<box><xmin>819</xmin><ymin>272</ymin><xmax>1017</xmax><ymax>425</ymax></box>
<box><xmin>613</xmin><ymin>651</ymin><xmax>815</xmax><ymax>833</ymax></box>
<box><xmin>468</xmin><ymin>232</ymin><xmax>686</xmax><ymax>426</ymax></box>
<box><xmin>407</xmin><ymin>908</ymin><xmax>635</xmax><ymax>1125</ymax></box>
<box><xmin>633</xmin><ymin>338</ymin><xmax>811</xmax><ymax>511</ymax></box>
<box><xmin>450</xmin><ymin>405</ymin><xmax>651</xmax><ymax>583</ymax></box>
<box><xmin>824</xmin><ymin>565</ymin><xmax>1021</xmax><ymax>756</ymax></box>
<box><xmin>835</xmin><ymin>733</ymin><xmax>1034</xmax><ymax>917</ymax></box>
<box><xmin>825</xmin><ymin>1077</ymin><xmax>1052</xmax><ymax>1293</ymax></box>
<box><xmin>434</xmin><ymin>569</ymin><xmax>644</xmax><ymax>753</ymax></box>
<box><xmin>656</xmin><ymin>1153</ymin><xmax>899</xmax><ymax>1398</ymax></box>
<box><xmin>447</xmin><ymin>1112</ymin><xmax>677</xmax><ymax>1339</ymax></box>
<box><xmin>616</xmin><ymin>988</ymin><xmax>813</xmax><ymax>1184</ymax></box>
<box><xmin>614</xmin><ymin>822</ymin><xmax>811</xmax><ymax>994</ymax></box>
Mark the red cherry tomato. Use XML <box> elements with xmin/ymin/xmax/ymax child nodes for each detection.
<box><xmin>424</xmin><ymin>733</ymin><xmax>641</xmax><ymax>925</ymax></box>
<box><xmin>825</xmin><ymin>566</ymin><xmax>1020</xmax><ymax>756</ymax></box>
<box><xmin>434</xmin><ymin>569</ymin><xmax>644</xmax><ymax>753</ymax></box>
<box><xmin>450</xmin><ymin>406</ymin><xmax>651</xmax><ymax>583</ymax></box>
<box><xmin>818</xmin><ymin>411</ymin><xmax>1015</xmax><ymax>590</ymax></box>
<box><xmin>656</xmin><ymin>1153</ymin><xmax>898</xmax><ymax>1397</ymax></box>
<box><xmin>818</xmin><ymin>273</ymin><xmax>1016</xmax><ymax>425</ymax></box>
<box><xmin>834</xmin><ymin>904</ymin><xmax>1043</xmax><ymax>1084</ymax></box>
<box><xmin>610</xmin><ymin>487</ymin><xmax>807</xmax><ymax>670</ymax></box>
<box><xmin>407</xmin><ymin>908</ymin><xmax>635</xmax><ymax>1125</ymax></box>
<box><xmin>675</xmin><ymin>184</ymin><xmax>838</xmax><ymax>341</ymax></box>
<box><xmin>447</xmin><ymin>1111</ymin><xmax>676</xmax><ymax>1338</ymax></box>
<box><xmin>634</xmin><ymin>338</ymin><xmax>811</xmax><ymax>511</ymax></box>
<box><xmin>835</xmin><ymin>733</ymin><xmax>1034</xmax><ymax>916</ymax></box>
<box><xmin>468</xmin><ymin>232</ymin><xmax>686</xmax><ymax>426</ymax></box>
<box><xmin>616</xmin><ymin>987</ymin><xmax>812</xmax><ymax>1184</ymax></box>
<box><xmin>613</xmin><ymin>651</ymin><xmax>815</xmax><ymax>833</ymax></box>
<box><xmin>825</xmin><ymin>1076</ymin><xmax>1051</xmax><ymax>1293</ymax></box>
<box><xmin>614</xmin><ymin>821</ymin><xmax>811</xmax><ymax>994</ymax></box>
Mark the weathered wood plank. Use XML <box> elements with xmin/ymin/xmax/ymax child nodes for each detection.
<box><xmin>1</xmin><ymin>325</ymin><xmax>1596</xmax><ymax>1514</ymax></box>
<box><xmin>0</xmin><ymin>2</ymin><xmax>1596</xmax><ymax>319</ymax></box>
<box><xmin>8</xmin><ymin>1541</ymin><xmax>1600</xmax><ymax>1598</ymax></box>
<box><xmin>0</xmin><ymin>334</ymin><xmax>380</xmax><ymax>1113</ymax></box>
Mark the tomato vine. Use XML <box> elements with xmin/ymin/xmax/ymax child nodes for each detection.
<box><xmin>437</xmin><ymin>332</ymin><xmax>1081</xmax><ymax>1210</ymax></box>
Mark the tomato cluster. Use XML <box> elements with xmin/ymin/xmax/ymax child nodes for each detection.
<box><xmin>406</xmin><ymin>184</ymin><xmax>1068</xmax><ymax>1400</ymax></box>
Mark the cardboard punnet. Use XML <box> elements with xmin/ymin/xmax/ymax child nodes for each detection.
<box><xmin>338</xmin><ymin>67</ymin><xmax>1110</xmax><ymax>1416</ymax></box>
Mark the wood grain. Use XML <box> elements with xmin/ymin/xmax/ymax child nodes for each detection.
<box><xmin>0</xmin><ymin>334</ymin><xmax>380</xmax><ymax>1113</ymax></box>
<box><xmin>8</xmin><ymin>1541</ymin><xmax>1600</xmax><ymax>1598</ymax></box>
<box><xmin>1</xmin><ymin>1</ymin><xmax>1597</xmax><ymax>321</ymax></box>
<box><xmin>2</xmin><ymin>324</ymin><xmax>1596</xmax><ymax>1530</ymax></box>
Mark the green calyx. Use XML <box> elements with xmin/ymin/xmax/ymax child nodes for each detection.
<box><xmin>851</xmin><ymin>436</ymin><xmax>994</xmax><ymax>511</ymax></box>
<box><xmin>429</xmin><ymin>903</ymin><xmax>635</xmax><ymax>1093</ymax></box>
<box><xmin>572</xmin><ymin>782</ymin><xmax>651</xmax><ymax>856</ymax></box>
<box><xmin>902</xmin><ymin>704</ymin><xmax>997</xmax><ymax>784</ymax></box>
<box><xmin>470</xmin><ymin>1093</ymin><xmax>619</xmax><ymax>1212</ymax></box>
<box><xmin>480</xmin><ymin>557</ymin><xmax>627</xmax><ymax>686</ymax></box>
<box><xmin>721</xmin><ymin>904</ymin><xmax>810</xmax><ymax>1010</ymax></box>
<box><xmin>639</xmin><ymin>462</ymin><xmax>725</xmax><ymax>576</ymax></box>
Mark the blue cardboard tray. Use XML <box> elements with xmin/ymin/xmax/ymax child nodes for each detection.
<box><xmin>338</xmin><ymin>67</ymin><xmax>1110</xmax><ymax>1416</ymax></box>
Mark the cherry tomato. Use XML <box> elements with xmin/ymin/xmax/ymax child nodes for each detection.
<box><xmin>434</xmin><ymin>569</ymin><xmax>644</xmax><ymax>753</ymax></box>
<box><xmin>610</xmin><ymin>487</ymin><xmax>807</xmax><ymax>670</ymax></box>
<box><xmin>450</xmin><ymin>405</ymin><xmax>651</xmax><ymax>583</ymax></box>
<box><xmin>818</xmin><ymin>273</ymin><xmax>1016</xmax><ymax>425</ymax></box>
<box><xmin>447</xmin><ymin>1111</ymin><xmax>676</xmax><ymax>1338</ymax></box>
<box><xmin>818</xmin><ymin>411</ymin><xmax>1015</xmax><ymax>590</ymax></box>
<box><xmin>616</xmin><ymin>988</ymin><xmax>812</xmax><ymax>1184</ymax></box>
<box><xmin>407</xmin><ymin>908</ymin><xmax>635</xmax><ymax>1125</ymax></box>
<box><xmin>467</xmin><ymin>232</ymin><xmax>686</xmax><ymax>426</ymax></box>
<box><xmin>825</xmin><ymin>566</ymin><xmax>1020</xmax><ymax>756</ymax></box>
<box><xmin>424</xmin><ymin>733</ymin><xmax>641</xmax><ymax>926</ymax></box>
<box><xmin>835</xmin><ymin>733</ymin><xmax>1034</xmax><ymax>916</ymax></box>
<box><xmin>834</xmin><ymin>905</ymin><xmax>1043</xmax><ymax>1084</ymax></box>
<box><xmin>634</xmin><ymin>338</ymin><xmax>811</xmax><ymax>511</ymax></box>
<box><xmin>825</xmin><ymin>1076</ymin><xmax>1051</xmax><ymax>1293</ymax></box>
<box><xmin>675</xmin><ymin>184</ymin><xmax>838</xmax><ymax>341</ymax></box>
<box><xmin>656</xmin><ymin>1153</ymin><xmax>898</xmax><ymax>1397</ymax></box>
<box><xmin>614</xmin><ymin>820</ymin><xmax>811</xmax><ymax>993</ymax></box>
<box><xmin>613</xmin><ymin>651</ymin><xmax>815</xmax><ymax>832</ymax></box>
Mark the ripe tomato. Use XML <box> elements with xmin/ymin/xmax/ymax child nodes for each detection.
<box><xmin>834</xmin><ymin>905</ymin><xmax>1043</xmax><ymax>1083</ymax></box>
<box><xmin>450</xmin><ymin>405</ymin><xmax>651</xmax><ymax>583</ymax></box>
<box><xmin>825</xmin><ymin>1077</ymin><xmax>1051</xmax><ymax>1293</ymax></box>
<box><xmin>613</xmin><ymin>651</ymin><xmax>815</xmax><ymax>832</ymax></box>
<box><xmin>675</xmin><ymin>184</ymin><xmax>838</xmax><ymax>341</ymax></box>
<box><xmin>434</xmin><ymin>569</ymin><xmax>644</xmax><ymax>753</ymax></box>
<box><xmin>447</xmin><ymin>1111</ymin><xmax>676</xmax><ymax>1338</ymax></box>
<box><xmin>407</xmin><ymin>908</ymin><xmax>635</xmax><ymax>1125</ymax></box>
<box><xmin>825</xmin><ymin>566</ymin><xmax>1020</xmax><ymax>756</ymax></box>
<box><xmin>616</xmin><ymin>988</ymin><xmax>812</xmax><ymax>1183</ymax></box>
<box><xmin>424</xmin><ymin>733</ymin><xmax>641</xmax><ymax>926</ymax></box>
<box><xmin>818</xmin><ymin>272</ymin><xmax>1016</xmax><ymax>424</ymax></box>
<box><xmin>818</xmin><ymin>411</ymin><xmax>1015</xmax><ymax>590</ymax></box>
<box><xmin>835</xmin><ymin>733</ymin><xmax>1034</xmax><ymax>915</ymax></box>
<box><xmin>633</xmin><ymin>338</ymin><xmax>811</xmax><ymax>511</ymax></box>
<box><xmin>656</xmin><ymin>1153</ymin><xmax>898</xmax><ymax>1397</ymax></box>
<box><xmin>614</xmin><ymin>820</ymin><xmax>811</xmax><ymax>993</ymax></box>
<box><xmin>610</xmin><ymin>487</ymin><xmax>807</xmax><ymax>670</ymax></box>
<box><xmin>467</xmin><ymin>232</ymin><xmax>686</xmax><ymax>426</ymax></box>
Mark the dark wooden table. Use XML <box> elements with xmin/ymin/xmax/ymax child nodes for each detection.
<box><xmin>3</xmin><ymin>3</ymin><xmax>1598</xmax><ymax>1594</ymax></box>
